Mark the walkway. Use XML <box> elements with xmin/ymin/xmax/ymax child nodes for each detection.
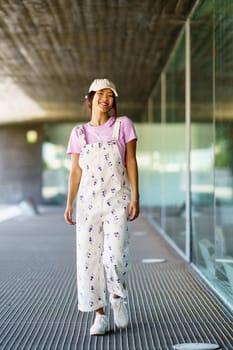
<box><xmin>0</xmin><ymin>207</ymin><xmax>232</xmax><ymax>350</ymax></box>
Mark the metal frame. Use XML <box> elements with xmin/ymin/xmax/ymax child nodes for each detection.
<box><xmin>185</xmin><ymin>18</ymin><xmax>191</xmax><ymax>262</ymax></box>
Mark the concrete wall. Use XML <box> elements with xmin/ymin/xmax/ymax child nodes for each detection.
<box><xmin>0</xmin><ymin>124</ymin><xmax>43</xmax><ymax>204</ymax></box>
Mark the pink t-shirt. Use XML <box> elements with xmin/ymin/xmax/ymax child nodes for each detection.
<box><xmin>67</xmin><ymin>116</ymin><xmax>137</xmax><ymax>165</ymax></box>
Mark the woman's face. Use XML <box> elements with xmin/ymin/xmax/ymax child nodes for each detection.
<box><xmin>92</xmin><ymin>88</ymin><xmax>114</xmax><ymax>113</ymax></box>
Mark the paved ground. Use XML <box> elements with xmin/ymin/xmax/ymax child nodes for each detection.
<box><xmin>0</xmin><ymin>206</ymin><xmax>233</xmax><ymax>350</ymax></box>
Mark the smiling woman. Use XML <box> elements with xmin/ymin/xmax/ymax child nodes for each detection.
<box><xmin>64</xmin><ymin>78</ymin><xmax>140</xmax><ymax>336</ymax></box>
<box><xmin>85</xmin><ymin>79</ymin><xmax>118</xmax><ymax>123</ymax></box>
<box><xmin>88</xmin><ymin>89</ymin><xmax>114</xmax><ymax>125</ymax></box>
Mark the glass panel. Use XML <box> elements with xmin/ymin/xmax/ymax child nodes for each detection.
<box><xmin>137</xmin><ymin>123</ymin><xmax>186</xmax><ymax>240</ymax></box>
<box><xmin>166</xmin><ymin>35</ymin><xmax>185</xmax><ymax>123</ymax></box>
<box><xmin>163</xmin><ymin>33</ymin><xmax>186</xmax><ymax>253</ymax></box>
<box><xmin>136</xmin><ymin>124</ymin><xmax>163</xmax><ymax>226</ymax></box>
<box><xmin>144</xmin><ymin>81</ymin><xmax>162</xmax><ymax>222</ymax></box>
<box><xmin>190</xmin><ymin>1</ymin><xmax>215</xmax><ymax>275</ymax></box>
<box><xmin>214</xmin><ymin>0</ymin><xmax>233</xmax><ymax>304</ymax></box>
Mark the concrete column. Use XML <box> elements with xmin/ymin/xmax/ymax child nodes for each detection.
<box><xmin>0</xmin><ymin>123</ymin><xmax>43</xmax><ymax>204</ymax></box>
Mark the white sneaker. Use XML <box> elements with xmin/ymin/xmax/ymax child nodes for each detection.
<box><xmin>90</xmin><ymin>313</ymin><xmax>108</xmax><ymax>335</ymax></box>
<box><xmin>110</xmin><ymin>295</ymin><xmax>129</xmax><ymax>328</ymax></box>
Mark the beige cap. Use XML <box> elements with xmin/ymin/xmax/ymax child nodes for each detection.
<box><xmin>88</xmin><ymin>78</ymin><xmax>118</xmax><ymax>96</ymax></box>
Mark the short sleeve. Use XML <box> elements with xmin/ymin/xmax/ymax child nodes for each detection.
<box><xmin>121</xmin><ymin>116</ymin><xmax>137</xmax><ymax>144</ymax></box>
<box><xmin>66</xmin><ymin>127</ymin><xmax>82</xmax><ymax>154</ymax></box>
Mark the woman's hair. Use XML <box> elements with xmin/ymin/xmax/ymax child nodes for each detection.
<box><xmin>85</xmin><ymin>91</ymin><xmax>118</xmax><ymax>118</ymax></box>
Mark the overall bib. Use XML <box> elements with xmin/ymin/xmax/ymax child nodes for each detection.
<box><xmin>76</xmin><ymin>118</ymin><xmax>131</xmax><ymax>312</ymax></box>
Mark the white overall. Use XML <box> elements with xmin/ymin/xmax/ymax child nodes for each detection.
<box><xmin>75</xmin><ymin>118</ymin><xmax>131</xmax><ymax>312</ymax></box>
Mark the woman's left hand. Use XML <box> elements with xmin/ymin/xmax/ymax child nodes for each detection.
<box><xmin>128</xmin><ymin>200</ymin><xmax>140</xmax><ymax>221</ymax></box>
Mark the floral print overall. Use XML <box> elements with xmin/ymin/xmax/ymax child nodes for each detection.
<box><xmin>76</xmin><ymin>118</ymin><xmax>130</xmax><ymax>312</ymax></box>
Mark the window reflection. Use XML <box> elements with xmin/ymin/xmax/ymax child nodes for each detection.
<box><xmin>215</xmin><ymin>0</ymin><xmax>233</xmax><ymax>301</ymax></box>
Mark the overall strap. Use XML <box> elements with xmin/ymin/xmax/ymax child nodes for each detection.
<box><xmin>75</xmin><ymin>125</ymin><xmax>87</xmax><ymax>147</ymax></box>
<box><xmin>112</xmin><ymin>117</ymin><xmax>121</xmax><ymax>141</ymax></box>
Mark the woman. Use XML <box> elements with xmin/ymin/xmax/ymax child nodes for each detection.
<box><xmin>64</xmin><ymin>78</ymin><xmax>140</xmax><ymax>335</ymax></box>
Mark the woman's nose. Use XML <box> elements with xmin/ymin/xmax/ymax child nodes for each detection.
<box><xmin>102</xmin><ymin>94</ymin><xmax>108</xmax><ymax>101</ymax></box>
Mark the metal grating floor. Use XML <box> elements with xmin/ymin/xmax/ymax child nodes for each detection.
<box><xmin>0</xmin><ymin>207</ymin><xmax>232</xmax><ymax>350</ymax></box>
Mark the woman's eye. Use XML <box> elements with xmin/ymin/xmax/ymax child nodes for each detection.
<box><xmin>97</xmin><ymin>91</ymin><xmax>113</xmax><ymax>98</ymax></box>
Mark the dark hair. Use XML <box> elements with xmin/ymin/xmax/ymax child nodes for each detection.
<box><xmin>85</xmin><ymin>91</ymin><xmax>118</xmax><ymax>118</ymax></box>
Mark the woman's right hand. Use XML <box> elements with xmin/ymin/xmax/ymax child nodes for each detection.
<box><xmin>64</xmin><ymin>154</ymin><xmax>81</xmax><ymax>225</ymax></box>
<box><xmin>64</xmin><ymin>206</ymin><xmax>76</xmax><ymax>225</ymax></box>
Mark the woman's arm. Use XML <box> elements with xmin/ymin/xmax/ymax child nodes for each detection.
<box><xmin>125</xmin><ymin>139</ymin><xmax>140</xmax><ymax>221</ymax></box>
<box><xmin>64</xmin><ymin>153</ymin><xmax>82</xmax><ymax>225</ymax></box>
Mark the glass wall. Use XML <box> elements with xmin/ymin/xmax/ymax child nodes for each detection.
<box><xmin>144</xmin><ymin>0</ymin><xmax>233</xmax><ymax>308</ymax></box>
<box><xmin>138</xmin><ymin>32</ymin><xmax>187</xmax><ymax>255</ymax></box>
<box><xmin>190</xmin><ymin>0</ymin><xmax>233</xmax><ymax>308</ymax></box>
<box><xmin>214</xmin><ymin>0</ymin><xmax>233</xmax><ymax>304</ymax></box>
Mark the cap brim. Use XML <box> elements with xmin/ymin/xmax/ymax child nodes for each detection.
<box><xmin>89</xmin><ymin>87</ymin><xmax>118</xmax><ymax>97</ymax></box>
<box><xmin>110</xmin><ymin>88</ymin><xmax>118</xmax><ymax>97</ymax></box>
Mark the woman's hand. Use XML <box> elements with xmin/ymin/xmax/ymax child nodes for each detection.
<box><xmin>64</xmin><ymin>154</ymin><xmax>81</xmax><ymax>225</ymax></box>
<box><xmin>125</xmin><ymin>140</ymin><xmax>140</xmax><ymax>221</ymax></box>
<box><xmin>128</xmin><ymin>200</ymin><xmax>140</xmax><ymax>221</ymax></box>
<box><xmin>64</xmin><ymin>206</ymin><xmax>76</xmax><ymax>225</ymax></box>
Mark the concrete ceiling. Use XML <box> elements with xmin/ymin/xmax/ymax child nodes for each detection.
<box><xmin>0</xmin><ymin>0</ymin><xmax>196</xmax><ymax>125</ymax></box>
